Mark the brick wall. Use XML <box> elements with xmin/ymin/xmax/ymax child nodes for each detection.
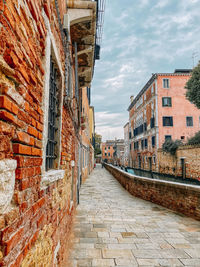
<box><xmin>0</xmin><ymin>1</ymin><xmax>78</xmax><ymax>266</ymax></box>
<box><xmin>105</xmin><ymin>164</ymin><xmax>200</xmax><ymax>221</ymax></box>
<box><xmin>158</xmin><ymin>145</ymin><xmax>200</xmax><ymax>180</ymax></box>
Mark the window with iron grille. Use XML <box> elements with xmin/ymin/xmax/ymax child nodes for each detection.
<box><xmin>46</xmin><ymin>57</ymin><xmax>59</xmax><ymax>170</ymax></box>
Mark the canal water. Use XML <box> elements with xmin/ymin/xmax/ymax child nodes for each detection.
<box><xmin>118</xmin><ymin>166</ymin><xmax>200</xmax><ymax>186</ymax></box>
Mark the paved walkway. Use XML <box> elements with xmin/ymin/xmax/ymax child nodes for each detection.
<box><xmin>70</xmin><ymin>165</ymin><xmax>200</xmax><ymax>267</ymax></box>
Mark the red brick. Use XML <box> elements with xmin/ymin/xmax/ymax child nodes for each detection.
<box><xmin>0</xmin><ymin>110</ymin><xmax>17</xmax><ymax>126</ymax></box>
<box><xmin>36</xmin><ymin>121</ymin><xmax>43</xmax><ymax>131</ymax></box>
<box><xmin>0</xmin><ymin>121</ymin><xmax>15</xmax><ymax>136</ymax></box>
<box><xmin>37</xmin><ymin>214</ymin><xmax>45</xmax><ymax>228</ymax></box>
<box><xmin>13</xmin><ymin>144</ymin><xmax>32</xmax><ymax>155</ymax></box>
<box><xmin>35</xmin><ymin>139</ymin><xmax>42</xmax><ymax>148</ymax></box>
<box><xmin>24</xmin><ymin>102</ymin><xmax>30</xmax><ymax>112</ymax></box>
<box><xmin>11</xmin><ymin>102</ymin><xmax>19</xmax><ymax>115</ymax></box>
<box><xmin>44</xmin><ymin>1</ymin><xmax>51</xmax><ymax>20</ymax></box>
<box><xmin>0</xmin><ymin>95</ymin><xmax>12</xmax><ymax>111</ymax></box>
<box><xmin>0</xmin><ymin>135</ymin><xmax>11</xmax><ymax>153</ymax></box>
<box><xmin>15</xmin><ymin>131</ymin><xmax>32</xmax><ymax>145</ymax></box>
<box><xmin>31</xmin><ymin>147</ymin><xmax>42</xmax><ymax>156</ymax></box>
<box><xmin>3</xmin><ymin>227</ymin><xmax>24</xmax><ymax>255</ymax></box>
<box><xmin>27</xmin><ymin>126</ymin><xmax>38</xmax><ymax>138</ymax></box>
<box><xmin>21</xmin><ymin>178</ymin><xmax>29</xmax><ymax>190</ymax></box>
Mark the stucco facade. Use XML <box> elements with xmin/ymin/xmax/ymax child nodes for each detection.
<box><xmin>128</xmin><ymin>70</ymin><xmax>200</xmax><ymax>171</ymax></box>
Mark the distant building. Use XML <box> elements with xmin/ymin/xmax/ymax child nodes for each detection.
<box><xmin>123</xmin><ymin>122</ymin><xmax>130</xmax><ymax>166</ymax></box>
<box><xmin>102</xmin><ymin>140</ymin><xmax>115</xmax><ymax>163</ymax></box>
<box><xmin>128</xmin><ymin>69</ymin><xmax>200</xmax><ymax>171</ymax></box>
<box><xmin>102</xmin><ymin>139</ymin><xmax>125</xmax><ymax>165</ymax></box>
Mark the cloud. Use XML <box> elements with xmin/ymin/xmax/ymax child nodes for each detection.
<box><xmin>92</xmin><ymin>0</ymin><xmax>200</xmax><ymax>141</ymax></box>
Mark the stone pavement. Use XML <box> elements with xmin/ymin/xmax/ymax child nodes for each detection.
<box><xmin>69</xmin><ymin>164</ymin><xmax>200</xmax><ymax>267</ymax></box>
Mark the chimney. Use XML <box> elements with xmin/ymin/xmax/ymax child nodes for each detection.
<box><xmin>130</xmin><ymin>95</ymin><xmax>134</xmax><ymax>103</ymax></box>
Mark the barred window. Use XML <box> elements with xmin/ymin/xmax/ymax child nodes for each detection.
<box><xmin>46</xmin><ymin>57</ymin><xmax>60</xmax><ymax>170</ymax></box>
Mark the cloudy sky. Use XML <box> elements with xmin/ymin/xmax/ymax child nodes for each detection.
<box><xmin>91</xmin><ymin>0</ymin><xmax>200</xmax><ymax>141</ymax></box>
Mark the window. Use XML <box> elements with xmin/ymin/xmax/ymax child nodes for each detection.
<box><xmin>162</xmin><ymin>97</ymin><xmax>172</xmax><ymax>107</ymax></box>
<box><xmin>108</xmin><ymin>153</ymin><xmax>110</xmax><ymax>156</ymax></box>
<box><xmin>144</xmin><ymin>138</ymin><xmax>148</xmax><ymax>148</ymax></box>
<box><xmin>163</xmin><ymin>78</ymin><xmax>169</xmax><ymax>88</ymax></box>
<box><xmin>105</xmin><ymin>153</ymin><xmax>107</xmax><ymax>156</ymax></box>
<box><xmin>153</xmin><ymin>155</ymin><xmax>156</xmax><ymax>164</ymax></box>
<box><xmin>186</xmin><ymin>116</ymin><xmax>193</xmax><ymax>127</ymax></box>
<box><xmin>141</xmin><ymin>139</ymin><xmax>144</xmax><ymax>150</ymax></box>
<box><xmin>152</xmin><ymin>136</ymin><xmax>155</xmax><ymax>147</ymax></box>
<box><xmin>163</xmin><ymin>116</ymin><xmax>173</xmax><ymax>126</ymax></box>
<box><xmin>129</xmin><ymin>132</ymin><xmax>131</xmax><ymax>139</ymax></box>
<box><xmin>46</xmin><ymin>57</ymin><xmax>60</xmax><ymax>170</ymax></box>
<box><xmin>181</xmin><ymin>136</ymin><xmax>185</xmax><ymax>140</ymax></box>
<box><xmin>108</xmin><ymin>146</ymin><xmax>110</xmax><ymax>149</ymax></box>
<box><xmin>151</xmin><ymin>85</ymin><xmax>154</xmax><ymax>94</ymax></box>
<box><xmin>150</xmin><ymin>117</ymin><xmax>155</xmax><ymax>128</ymax></box>
<box><xmin>105</xmin><ymin>147</ymin><xmax>107</xmax><ymax>150</ymax></box>
<box><xmin>165</xmin><ymin>135</ymin><xmax>172</xmax><ymax>141</ymax></box>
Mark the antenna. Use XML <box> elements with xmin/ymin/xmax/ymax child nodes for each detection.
<box><xmin>192</xmin><ymin>51</ymin><xmax>198</xmax><ymax>68</ymax></box>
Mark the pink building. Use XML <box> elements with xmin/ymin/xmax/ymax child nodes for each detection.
<box><xmin>128</xmin><ymin>69</ymin><xmax>200</xmax><ymax>171</ymax></box>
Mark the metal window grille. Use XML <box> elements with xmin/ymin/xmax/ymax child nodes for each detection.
<box><xmin>46</xmin><ymin>57</ymin><xmax>58</xmax><ymax>170</ymax></box>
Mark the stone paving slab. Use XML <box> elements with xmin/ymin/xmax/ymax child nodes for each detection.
<box><xmin>69</xmin><ymin>165</ymin><xmax>200</xmax><ymax>266</ymax></box>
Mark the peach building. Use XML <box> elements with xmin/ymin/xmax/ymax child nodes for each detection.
<box><xmin>128</xmin><ymin>69</ymin><xmax>200</xmax><ymax>171</ymax></box>
<box><xmin>102</xmin><ymin>141</ymin><xmax>115</xmax><ymax>163</ymax></box>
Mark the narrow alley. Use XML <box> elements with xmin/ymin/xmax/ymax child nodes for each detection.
<box><xmin>70</xmin><ymin>165</ymin><xmax>200</xmax><ymax>267</ymax></box>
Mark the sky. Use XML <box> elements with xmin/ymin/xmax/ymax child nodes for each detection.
<box><xmin>91</xmin><ymin>0</ymin><xmax>200</xmax><ymax>141</ymax></box>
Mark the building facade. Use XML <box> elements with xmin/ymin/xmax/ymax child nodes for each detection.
<box><xmin>128</xmin><ymin>70</ymin><xmax>200</xmax><ymax>172</ymax></box>
<box><xmin>102</xmin><ymin>140</ymin><xmax>115</xmax><ymax>163</ymax></box>
<box><xmin>0</xmin><ymin>0</ymin><xmax>99</xmax><ymax>266</ymax></box>
<box><xmin>102</xmin><ymin>139</ymin><xmax>125</xmax><ymax>165</ymax></box>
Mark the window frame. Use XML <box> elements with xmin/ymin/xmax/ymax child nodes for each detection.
<box><xmin>163</xmin><ymin>78</ymin><xmax>169</xmax><ymax>88</ymax></box>
<box><xmin>41</xmin><ymin>23</ymin><xmax>65</xmax><ymax>187</ymax></box>
<box><xmin>186</xmin><ymin>116</ymin><xmax>193</xmax><ymax>127</ymax></box>
<box><xmin>162</xmin><ymin>97</ymin><xmax>172</xmax><ymax>107</ymax></box>
<box><xmin>165</xmin><ymin>135</ymin><xmax>172</xmax><ymax>141</ymax></box>
<box><xmin>163</xmin><ymin>116</ymin><xmax>173</xmax><ymax>127</ymax></box>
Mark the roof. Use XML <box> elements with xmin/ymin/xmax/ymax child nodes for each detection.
<box><xmin>127</xmin><ymin>71</ymin><xmax>192</xmax><ymax>111</ymax></box>
<box><xmin>123</xmin><ymin>122</ymin><xmax>129</xmax><ymax>128</ymax></box>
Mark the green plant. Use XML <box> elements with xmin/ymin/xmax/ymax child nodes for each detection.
<box><xmin>162</xmin><ymin>139</ymin><xmax>182</xmax><ymax>155</ymax></box>
<box><xmin>185</xmin><ymin>62</ymin><xmax>200</xmax><ymax>109</ymax></box>
<box><xmin>187</xmin><ymin>131</ymin><xmax>200</xmax><ymax>145</ymax></box>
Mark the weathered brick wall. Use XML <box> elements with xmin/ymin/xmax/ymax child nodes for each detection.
<box><xmin>158</xmin><ymin>145</ymin><xmax>200</xmax><ymax>180</ymax></box>
<box><xmin>105</xmin><ymin>164</ymin><xmax>200</xmax><ymax>221</ymax></box>
<box><xmin>0</xmin><ymin>1</ymin><xmax>77</xmax><ymax>266</ymax></box>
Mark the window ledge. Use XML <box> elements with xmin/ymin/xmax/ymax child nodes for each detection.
<box><xmin>41</xmin><ymin>169</ymin><xmax>65</xmax><ymax>188</ymax></box>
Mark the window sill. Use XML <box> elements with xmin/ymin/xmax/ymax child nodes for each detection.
<box><xmin>41</xmin><ymin>169</ymin><xmax>65</xmax><ymax>188</ymax></box>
